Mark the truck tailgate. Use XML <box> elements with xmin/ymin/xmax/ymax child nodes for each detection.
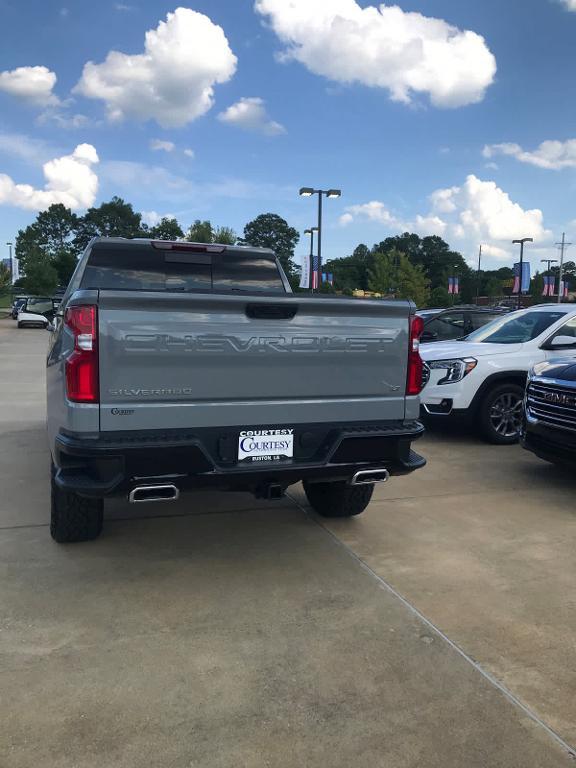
<box><xmin>97</xmin><ymin>291</ymin><xmax>411</xmax><ymax>431</ymax></box>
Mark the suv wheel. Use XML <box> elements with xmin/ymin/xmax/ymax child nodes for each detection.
<box><xmin>50</xmin><ymin>463</ymin><xmax>104</xmax><ymax>543</ymax></box>
<box><xmin>303</xmin><ymin>479</ymin><xmax>374</xmax><ymax>518</ymax></box>
<box><xmin>478</xmin><ymin>383</ymin><xmax>525</xmax><ymax>445</ymax></box>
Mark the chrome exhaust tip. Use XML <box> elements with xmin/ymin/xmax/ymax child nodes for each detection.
<box><xmin>350</xmin><ymin>469</ymin><xmax>390</xmax><ymax>486</ymax></box>
<box><xmin>129</xmin><ymin>484</ymin><xmax>180</xmax><ymax>504</ymax></box>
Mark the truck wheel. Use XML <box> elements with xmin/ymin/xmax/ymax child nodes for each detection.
<box><xmin>50</xmin><ymin>465</ymin><xmax>103</xmax><ymax>543</ymax></box>
<box><xmin>303</xmin><ymin>480</ymin><xmax>374</xmax><ymax>518</ymax></box>
<box><xmin>478</xmin><ymin>382</ymin><xmax>525</xmax><ymax>445</ymax></box>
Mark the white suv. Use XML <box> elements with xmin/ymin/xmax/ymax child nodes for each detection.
<box><xmin>420</xmin><ymin>304</ymin><xmax>576</xmax><ymax>444</ymax></box>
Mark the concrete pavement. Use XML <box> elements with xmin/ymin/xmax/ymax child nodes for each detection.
<box><xmin>0</xmin><ymin>318</ymin><xmax>573</xmax><ymax>767</ymax></box>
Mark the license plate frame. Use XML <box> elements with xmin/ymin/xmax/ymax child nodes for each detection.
<box><xmin>237</xmin><ymin>428</ymin><xmax>294</xmax><ymax>464</ymax></box>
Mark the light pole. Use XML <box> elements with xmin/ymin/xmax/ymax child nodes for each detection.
<box><xmin>304</xmin><ymin>227</ymin><xmax>318</xmax><ymax>291</ymax></box>
<box><xmin>299</xmin><ymin>187</ymin><xmax>341</xmax><ymax>289</ymax></box>
<box><xmin>6</xmin><ymin>242</ymin><xmax>13</xmax><ymax>285</ymax></box>
<box><xmin>512</xmin><ymin>238</ymin><xmax>533</xmax><ymax>309</ymax></box>
<box><xmin>476</xmin><ymin>245</ymin><xmax>483</xmax><ymax>304</ymax></box>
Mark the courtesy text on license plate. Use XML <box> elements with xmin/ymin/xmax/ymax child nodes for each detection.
<box><xmin>238</xmin><ymin>428</ymin><xmax>294</xmax><ymax>463</ymax></box>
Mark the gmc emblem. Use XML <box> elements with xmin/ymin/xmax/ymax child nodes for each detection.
<box><xmin>544</xmin><ymin>391</ymin><xmax>576</xmax><ymax>407</ymax></box>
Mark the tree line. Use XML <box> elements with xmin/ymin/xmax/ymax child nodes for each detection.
<box><xmin>11</xmin><ymin>197</ymin><xmax>300</xmax><ymax>296</ymax></box>
<box><xmin>7</xmin><ymin>196</ymin><xmax>573</xmax><ymax>305</ymax></box>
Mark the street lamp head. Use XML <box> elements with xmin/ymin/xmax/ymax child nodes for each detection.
<box><xmin>304</xmin><ymin>227</ymin><xmax>318</xmax><ymax>235</ymax></box>
<box><xmin>299</xmin><ymin>187</ymin><xmax>314</xmax><ymax>197</ymax></box>
<box><xmin>326</xmin><ymin>189</ymin><xmax>341</xmax><ymax>199</ymax></box>
<box><xmin>6</xmin><ymin>241</ymin><xmax>12</xmax><ymax>246</ymax></box>
<box><xmin>512</xmin><ymin>238</ymin><xmax>533</xmax><ymax>245</ymax></box>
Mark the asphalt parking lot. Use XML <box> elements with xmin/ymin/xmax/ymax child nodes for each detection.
<box><xmin>1</xmin><ymin>317</ymin><xmax>575</xmax><ymax>767</ymax></box>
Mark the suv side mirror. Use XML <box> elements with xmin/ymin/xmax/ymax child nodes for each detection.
<box><xmin>549</xmin><ymin>335</ymin><xmax>576</xmax><ymax>349</ymax></box>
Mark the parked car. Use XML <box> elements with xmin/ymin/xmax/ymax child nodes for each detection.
<box><xmin>420</xmin><ymin>304</ymin><xmax>576</xmax><ymax>444</ymax></box>
<box><xmin>10</xmin><ymin>296</ymin><xmax>27</xmax><ymax>319</ymax></box>
<box><xmin>418</xmin><ymin>307</ymin><xmax>504</xmax><ymax>343</ymax></box>
<box><xmin>46</xmin><ymin>237</ymin><xmax>427</xmax><ymax>543</ymax></box>
<box><xmin>17</xmin><ymin>296</ymin><xmax>56</xmax><ymax>328</ymax></box>
<box><xmin>522</xmin><ymin>357</ymin><xmax>576</xmax><ymax>466</ymax></box>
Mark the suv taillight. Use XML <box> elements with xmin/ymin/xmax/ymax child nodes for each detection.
<box><xmin>65</xmin><ymin>305</ymin><xmax>99</xmax><ymax>403</ymax></box>
<box><xmin>406</xmin><ymin>314</ymin><xmax>424</xmax><ymax>396</ymax></box>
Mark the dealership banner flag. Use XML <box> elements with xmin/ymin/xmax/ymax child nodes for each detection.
<box><xmin>513</xmin><ymin>262</ymin><xmax>531</xmax><ymax>294</ymax></box>
<box><xmin>299</xmin><ymin>254</ymin><xmax>310</xmax><ymax>289</ymax></box>
<box><xmin>542</xmin><ymin>275</ymin><xmax>555</xmax><ymax>296</ymax></box>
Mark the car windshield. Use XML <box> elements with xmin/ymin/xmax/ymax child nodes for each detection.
<box><xmin>464</xmin><ymin>310</ymin><xmax>567</xmax><ymax>344</ymax></box>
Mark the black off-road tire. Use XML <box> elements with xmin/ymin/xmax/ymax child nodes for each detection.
<box><xmin>478</xmin><ymin>382</ymin><xmax>525</xmax><ymax>445</ymax></box>
<box><xmin>17</xmin><ymin>321</ymin><xmax>23</xmax><ymax>329</ymax></box>
<box><xmin>303</xmin><ymin>479</ymin><xmax>374</xmax><ymax>518</ymax></box>
<box><xmin>50</xmin><ymin>465</ymin><xmax>104</xmax><ymax>543</ymax></box>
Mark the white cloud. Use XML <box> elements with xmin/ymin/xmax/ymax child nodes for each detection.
<box><xmin>142</xmin><ymin>210</ymin><xmax>175</xmax><ymax>226</ymax></box>
<box><xmin>75</xmin><ymin>7</ymin><xmax>237</xmax><ymax>128</ymax></box>
<box><xmin>60</xmin><ymin>7</ymin><xmax>69</xmax><ymax>17</ymax></box>
<box><xmin>115</xmin><ymin>3</ymin><xmax>135</xmax><ymax>10</ymax></box>
<box><xmin>0</xmin><ymin>65</ymin><xmax>59</xmax><ymax>107</ymax></box>
<box><xmin>483</xmin><ymin>139</ymin><xmax>576</xmax><ymax>170</ymax></box>
<box><xmin>339</xmin><ymin>175</ymin><xmax>550</xmax><ymax>264</ymax></box>
<box><xmin>218</xmin><ymin>97</ymin><xmax>285</xmax><ymax>135</ymax></box>
<box><xmin>183</xmin><ymin>148</ymin><xmax>195</xmax><ymax>158</ymax></box>
<box><xmin>37</xmin><ymin>109</ymin><xmax>91</xmax><ymax>129</ymax></box>
<box><xmin>429</xmin><ymin>175</ymin><xmax>550</xmax><ymax>244</ymax></box>
<box><xmin>560</xmin><ymin>0</ymin><xmax>576</xmax><ymax>10</ymax></box>
<box><xmin>0</xmin><ymin>143</ymin><xmax>99</xmax><ymax>211</ymax></box>
<box><xmin>0</xmin><ymin>132</ymin><xmax>55</xmax><ymax>165</ymax></box>
<box><xmin>254</xmin><ymin>0</ymin><xmax>496</xmax><ymax>108</ymax></box>
<box><xmin>150</xmin><ymin>139</ymin><xmax>175</xmax><ymax>152</ymax></box>
<box><xmin>340</xmin><ymin>202</ymin><xmax>446</xmax><ymax>237</ymax></box>
<box><xmin>340</xmin><ymin>200</ymin><xmax>399</xmax><ymax>227</ymax></box>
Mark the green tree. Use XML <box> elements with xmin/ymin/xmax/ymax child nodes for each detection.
<box><xmin>19</xmin><ymin>248</ymin><xmax>58</xmax><ymax>295</ymax></box>
<box><xmin>186</xmin><ymin>220</ymin><xmax>214</xmax><ymax>243</ymax></box>
<box><xmin>74</xmin><ymin>197</ymin><xmax>143</xmax><ymax>250</ymax></box>
<box><xmin>214</xmin><ymin>225</ymin><xmax>237</xmax><ymax>245</ymax></box>
<box><xmin>15</xmin><ymin>204</ymin><xmax>80</xmax><ymax>286</ymax></box>
<box><xmin>0</xmin><ymin>261</ymin><xmax>10</xmax><ymax>292</ymax></box>
<box><xmin>369</xmin><ymin>250</ymin><xmax>429</xmax><ymax>307</ymax></box>
<box><xmin>373</xmin><ymin>233</ymin><xmax>469</xmax><ymax>291</ymax></box>
<box><xmin>429</xmin><ymin>286</ymin><xmax>451</xmax><ymax>307</ymax></box>
<box><xmin>239</xmin><ymin>213</ymin><xmax>299</xmax><ymax>276</ymax></box>
<box><xmin>185</xmin><ymin>220</ymin><xmax>237</xmax><ymax>245</ymax></box>
<box><xmin>148</xmin><ymin>217</ymin><xmax>184</xmax><ymax>240</ymax></box>
<box><xmin>531</xmin><ymin>271</ymin><xmax>545</xmax><ymax>301</ymax></box>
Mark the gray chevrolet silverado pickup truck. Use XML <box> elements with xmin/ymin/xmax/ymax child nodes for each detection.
<box><xmin>47</xmin><ymin>237</ymin><xmax>426</xmax><ymax>542</ymax></box>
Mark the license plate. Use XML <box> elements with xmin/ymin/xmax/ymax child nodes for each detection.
<box><xmin>238</xmin><ymin>429</ymin><xmax>294</xmax><ymax>463</ymax></box>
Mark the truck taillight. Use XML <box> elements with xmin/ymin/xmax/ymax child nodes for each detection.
<box><xmin>406</xmin><ymin>315</ymin><xmax>424</xmax><ymax>396</ymax></box>
<box><xmin>65</xmin><ymin>305</ymin><xmax>99</xmax><ymax>403</ymax></box>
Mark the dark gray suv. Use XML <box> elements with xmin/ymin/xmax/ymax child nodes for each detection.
<box><xmin>418</xmin><ymin>307</ymin><xmax>504</xmax><ymax>343</ymax></box>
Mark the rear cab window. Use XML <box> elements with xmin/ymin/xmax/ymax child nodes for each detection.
<box><xmin>79</xmin><ymin>243</ymin><xmax>287</xmax><ymax>294</ymax></box>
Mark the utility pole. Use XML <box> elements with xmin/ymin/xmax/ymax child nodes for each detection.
<box><xmin>556</xmin><ymin>233</ymin><xmax>572</xmax><ymax>303</ymax></box>
<box><xmin>476</xmin><ymin>244</ymin><xmax>482</xmax><ymax>304</ymax></box>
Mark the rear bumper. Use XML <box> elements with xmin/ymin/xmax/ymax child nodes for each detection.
<box><xmin>521</xmin><ymin>416</ymin><xmax>576</xmax><ymax>466</ymax></box>
<box><xmin>53</xmin><ymin>421</ymin><xmax>426</xmax><ymax>498</ymax></box>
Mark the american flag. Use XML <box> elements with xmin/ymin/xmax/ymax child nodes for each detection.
<box><xmin>513</xmin><ymin>262</ymin><xmax>521</xmax><ymax>294</ymax></box>
<box><xmin>542</xmin><ymin>275</ymin><xmax>554</xmax><ymax>296</ymax></box>
<box><xmin>311</xmin><ymin>254</ymin><xmax>319</xmax><ymax>290</ymax></box>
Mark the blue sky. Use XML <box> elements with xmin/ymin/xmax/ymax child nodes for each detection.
<box><xmin>1</xmin><ymin>0</ymin><xmax>576</xmax><ymax>270</ymax></box>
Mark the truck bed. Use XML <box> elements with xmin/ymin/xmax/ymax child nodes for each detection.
<box><xmin>97</xmin><ymin>291</ymin><xmax>416</xmax><ymax>431</ymax></box>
